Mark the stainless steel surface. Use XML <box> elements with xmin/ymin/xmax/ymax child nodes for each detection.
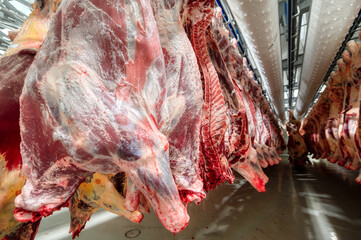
<box><xmin>35</xmin><ymin>156</ymin><xmax>361</xmax><ymax>240</ymax></box>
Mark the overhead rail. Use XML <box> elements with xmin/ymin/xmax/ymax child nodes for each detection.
<box><xmin>215</xmin><ymin>1</ymin><xmax>260</xmax><ymax>82</ymax></box>
<box><xmin>215</xmin><ymin>0</ymin><xmax>276</xmax><ymax>114</ymax></box>
<box><xmin>224</xmin><ymin>0</ymin><xmax>286</xmax><ymax>122</ymax></box>
<box><xmin>287</xmin><ymin>0</ymin><xmax>298</xmax><ymax>109</ymax></box>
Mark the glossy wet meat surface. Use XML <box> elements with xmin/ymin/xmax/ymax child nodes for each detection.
<box><xmin>35</xmin><ymin>155</ymin><xmax>361</xmax><ymax>240</ymax></box>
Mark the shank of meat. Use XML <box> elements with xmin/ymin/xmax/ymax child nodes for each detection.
<box><xmin>69</xmin><ymin>173</ymin><xmax>143</xmax><ymax>238</ymax></box>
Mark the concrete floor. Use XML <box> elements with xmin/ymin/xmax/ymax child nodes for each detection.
<box><xmin>35</xmin><ymin>155</ymin><xmax>361</xmax><ymax>240</ymax></box>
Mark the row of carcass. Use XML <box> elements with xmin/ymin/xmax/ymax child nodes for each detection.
<box><xmin>299</xmin><ymin>31</ymin><xmax>361</xmax><ymax>182</ymax></box>
<box><xmin>0</xmin><ymin>0</ymin><xmax>285</xmax><ymax>239</ymax></box>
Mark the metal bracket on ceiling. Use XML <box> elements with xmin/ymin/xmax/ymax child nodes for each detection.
<box><xmin>287</xmin><ymin>0</ymin><xmax>298</xmax><ymax>110</ymax></box>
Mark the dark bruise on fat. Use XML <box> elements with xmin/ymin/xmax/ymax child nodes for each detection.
<box><xmin>116</xmin><ymin>137</ymin><xmax>142</xmax><ymax>161</ymax></box>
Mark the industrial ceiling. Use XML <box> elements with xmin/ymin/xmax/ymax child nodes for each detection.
<box><xmin>1</xmin><ymin>0</ymin><xmax>361</xmax><ymax>123</ymax></box>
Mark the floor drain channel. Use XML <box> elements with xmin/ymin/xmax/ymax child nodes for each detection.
<box><xmin>125</xmin><ymin>229</ymin><xmax>141</xmax><ymax>238</ymax></box>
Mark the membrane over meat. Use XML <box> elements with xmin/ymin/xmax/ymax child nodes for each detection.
<box><xmin>0</xmin><ymin>1</ymin><xmax>61</xmax><ymax>238</ymax></box>
<box><xmin>15</xmin><ymin>0</ymin><xmax>191</xmax><ymax>233</ymax></box>
<box><xmin>4</xmin><ymin>1</ymin><xmax>288</xmax><ymax>237</ymax></box>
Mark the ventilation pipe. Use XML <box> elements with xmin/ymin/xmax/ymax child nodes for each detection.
<box><xmin>226</xmin><ymin>0</ymin><xmax>285</xmax><ymax>122</ymax></box>
<box><xmin>294</xmin><ymin>0</ymin><xmax>361</xmax><ymax>119</ymax></box>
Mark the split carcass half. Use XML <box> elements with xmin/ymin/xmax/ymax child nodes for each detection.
<box><xmin>150</xmin><ymin>0</ymin><xmax>205</xmax><ymax>204</ymax></box>
<box><xmin>3</xmin><ymin>0</ymin><xmax>288</xmax><ymax>237</ymax></box>
<box><xmin>0</xmin><ymin>2</ymin><xmax>141</xmax><ymax>238</ymax></box>
<box><xmin>337</xmin><ymin>45</ymin><xmax>361</xmax><ymax>171</ymax></box>
<box><xmin>14</xmin><ymin>0</ymin><xmax>205</xmax><ymax>233</ymax></box>
<box><xmin>302</xmin><ymin>30</ymin><xmax>361</xmax><ymax>184</ymax></box>
<box><xmin>208</xmin><ymin>7</ymin><xmax>285</xmax><ymax>188</ymax></box>
<box><xmin>325</xmin><ymin>72</ymin><xmax>344</xmax><ymax>164</ymax></box>
<box><xmin>287</xmin><ymin>110</ymin><xmax>309</xmax><ymax>167</ymax></box>
<box><xmin>184</xmin><ymin>0</ymin><xmax>234</xmax><ymax>192</ymax></box>
<box><xmin>206</xmin><ymin>14</ymin><xmax>268</xmax><ymax>192</ymax></box>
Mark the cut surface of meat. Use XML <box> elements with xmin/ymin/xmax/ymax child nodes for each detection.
<box><xmin>0</xmin><ymin>53</ymin><xmax>38</xmax><ymax>239</ymax></box>
<box><xmin>0</xmin><ymin>52</ymin><xmax>35</xmax><ymax>171</ymax></box>
<box><xmin>185</xmin><ymin>0</ymin><xmax>234</xmax><ymax>191</ymax></box>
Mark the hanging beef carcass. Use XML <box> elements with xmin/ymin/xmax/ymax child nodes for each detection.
<box><xmin>342</xmin><ymin>36</ymin><xmax>361</xmax><ymax>179</ymax></box>
<box><xmin>209</xmin><ymin>7</ymin><xmax>284</xmax><ymax>167</ymax></box>
<box><xmin>184</xmin><ymin>0</ymin><xmax>234</xmax><ymax>191</ymax></box>
<box><xmin>0</xmin><ymin>1</ymin><xmax>61</xmax><ymax>238</ymax></box>
<box><xmin>302</xmin><ymin>118</ymin><xmax>317</xmax><ymax>158</ymax></box>
<box><xmin>260</xmin><ymin>112</ymin><xmax>281</xmax><ymax>165</ymax></box>
<box><xmin>210</xmin><ymin>8</ymin><xmax>285</xmax><ymax>159</ymax></box>
<box><xmin>15</xmin><ymin>0</ymin><xmax>199</xmax><ymax>233</ymax></box>
<box><xmin>325</xmin><ymin>71</ymin><xmax>344</xmax><ymax>164</ymax></box>
<box><xmin>205</xmin><ymin>12</ymin><xmax>268</xmax><ymax>192</ymax></box>
<box><xmin>301</xmin><ymin>89</ymin><xmax>330</xmax><ymax>160</ymax></box>
<box><xmin>317</xmin><ymin>91</ymin><xmax>331</xmax><ymax>159</ymax></box>
<box><xmin>287</xmin><ymin>110</ymin><xmax>309</xmax><ymax>166</ymax></box>
<box><xmin>150</xmin><ymin>0</ymin><xmax>205</xmax><ymax>204</ymax></box>
<box><xmin>247</xmin><ymin>79</ymin><xmax>281</xmax><ymax>166</ymax></box>
<box><xmin>302</xmin><ymin>30</ymin><xmax>361</xmax><ymax>184</ymax></box>
<box><xmin>0</xmin><ymin>2</ymin><xmax>141</xmax><ymax>238</ymax></box>
<box><xmin>210</xmin><ymin>7</ymin><xmax>284</xmax><ymax>157</ymax></box>
<box><xmin>337</xmin><ymin>45</ymin><xmax>361</xmax><ymax>171</ymax></box>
